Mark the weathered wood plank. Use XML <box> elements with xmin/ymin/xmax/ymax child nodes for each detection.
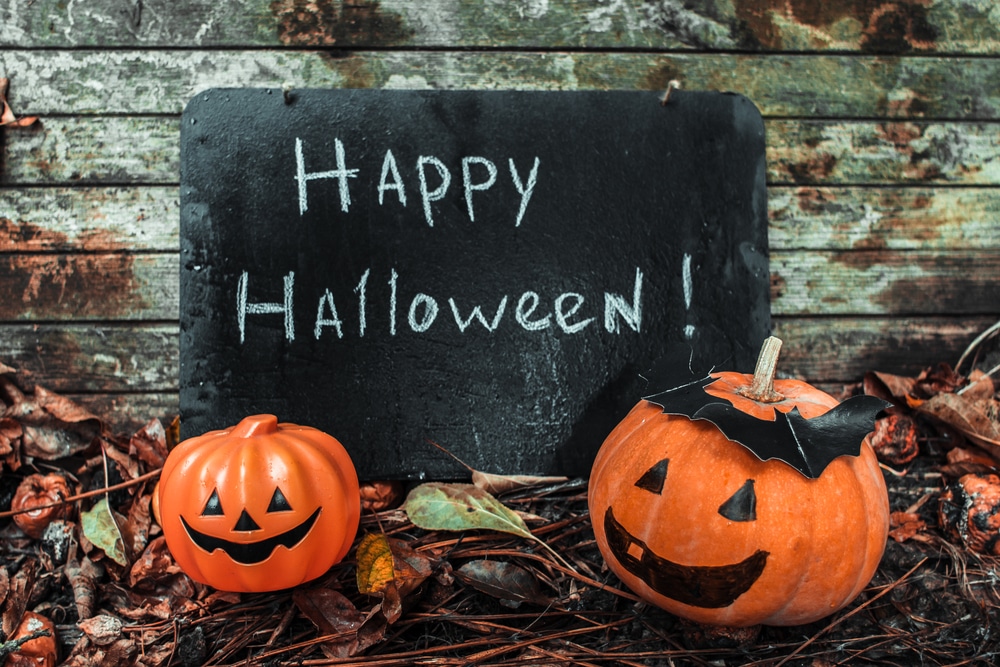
<box><xmin>4</xmin><ymin>117</ymin><xmax>999</xmax><ymax>186</ymax></box>
<box><xmin>768</xmin><ymin>187</ymin><xmax>1000</xmax><ymax>251</ymax></box>
<box><xmin>771</xmin><ymin>250</ymin><xmax>1000</xmax><ymax>316</ymax></box>
<box><xmin>0</xmin><ymin>323</ymin><xmax>177</xmax><ymax>391</ymax></box>
<box><xmin>773</xmin><ymin>316</ymin><xmax>996</xmax><ymax>382</ymax></box>
<box><xmin>1</xmin><ymin>0</ymin><xmax>997</xmax><ymax>53</ymax></box>
<box><xmin>2</xmin><ymin>50</ymin><xmax>1000</xmax><ymax>120</ymax></box>
<box><xmin>0</xmin><ymin>117</ymin><xmax>178</xmax><ymax>185</ymax></box>
<box><xmin>0</xmin><ymin>253</ymin><xmax>178</xmax><ymax>321</ymax></box>
<box><xmin>766</xmin><ymin>120</ymin><xmax>1000</xmax><ymax>185</ymax></box>
<box><xmin>0</xmin><ymin>187</ymin><xmax>178</xmax><ymax>252</ymax></box>
<box><xmin>0</xmin><ymin>249</ymin><xmax>993</xmax><ymax>322</ymax></box>
<box><xmin>5</xmin><ymin>185</ymin><xmax>996</xmax><ymax>254</ymax></box>
<box><xmin>2</xmin><ymin>316</ymin><xmax>990</xmax><ymax>398</ymax></box>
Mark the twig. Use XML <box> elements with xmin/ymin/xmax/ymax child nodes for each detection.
<box><xmin>956</xmin><ymin>319</ymin><xmax>1000</xmax><ymax>374</ymax></box>
<box><xmin>0</xmin><ymin>468</ymin><xmax>162</xmax><ymax>519</ymax></box>
<box><xmin>0</xmin><ymin>629</ymin><xmax>52</xmax><ymax>661</ymax></box>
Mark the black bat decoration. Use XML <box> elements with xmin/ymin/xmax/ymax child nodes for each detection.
<box><xmin>641</xmin><ymin>348</ymin><xmax>889</xmax><ymax>479</ymax></box>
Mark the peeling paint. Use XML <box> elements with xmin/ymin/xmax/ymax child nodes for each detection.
<box><xmin>270</xmin><ymin>0</ymin><xmax>413</xmax><ymax>47</ymax></box>
<box><xmin>0</xmin><ymin>254</ymin><xmax>154</xmax><ymax>320</ymax></box>
<box><xmin>732</xmin><ymin>0</ymin><xmax>938</xmax><ymax>52</ymax></box>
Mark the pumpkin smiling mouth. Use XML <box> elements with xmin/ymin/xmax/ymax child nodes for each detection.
<box><xmin>181</xmin><ymin>507</ymin><xmax>321</xmax><ymax>565</ymax></box>
<box><xmin>604</xmin><ymin>507</ymin><xmax>768</xmax><ymax>608</ymax></box>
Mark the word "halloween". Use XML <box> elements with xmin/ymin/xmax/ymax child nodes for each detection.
<box><xmin>237</xmin><ymin>267</ymin><xmax>645</xmax><ymax>343</ymax></box>
<box><xmin>295</xmin><ymin>139</ymin><xmax>541</xmax><ymax>227</ymax></box>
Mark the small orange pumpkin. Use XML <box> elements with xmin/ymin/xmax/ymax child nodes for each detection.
<box><xmin>156</xmin><ymin>414</ymin><xmax>360</xmax><ymax>592</ymax></box>
<box><xmin>589</xmin><ymin>338</ymin><xmax>889</xmax><ymax>626</ymax></box>
<box><xmin>11</xmin><ymin>474</ymin><xmax>73</xmax><ymax>539</ymax></box>
<box><xmin>4</xmin><ymin>611</ymin><xmax>57</xmax><ymax>667</ymax></box>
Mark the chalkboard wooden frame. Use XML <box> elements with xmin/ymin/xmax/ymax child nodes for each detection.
<box><xmin>180</xmin><ymin>88</ymin><xmax>770</xmax><ymax>479</ymax></box>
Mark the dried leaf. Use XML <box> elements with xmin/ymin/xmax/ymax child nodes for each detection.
<box><xmin>356</xmin><ymin>533</ymin><xmax>434</xmax><ymax>622</ymax></box>
<box><xmin>356</xmin><ymin>533</ymin><xmax>396</xmax><ymax>596</ymax></box>
<box><xmin>0</xmin><ymin>567</ymin><xmax>8</xmax><ymax>609</ymax></box>
<box><xmin>426</xmin><ymin>440</ymin><xmax>568</xmax><ymax>495</ymax></box>
<box><xmin>472</xmin><ymin>470</ymin><xmax>569</xmax><ymax>495</ymax></box>
<box><xmin>293</xmin><ymin>587</ymin><xmax>365</xmax><ymax>636</ymax></box>
<box><xmin>80</xmin><ymin>498</ymin><xmax>129</xmax><ymax>567</ymax></box>
<box><xmin>888</xmin><ymin>512</ymin><xmax>927</xmax><ymax>543</ymax></box>
<box><xmin>0</xmin><ymin>417</ymin><xmax>22</xmax><ymax>472</ymax></box>
<box><xmin>292</xmin><ymin>587</ymin><xmax>386</xmax><ymax>658</ymax></box>
<box><xmin>915</xmin><ymin>363</ymin><xmax>968</xmax><ymax>397</ymax></box>
<box><xmin>130</xmin><ymin>419</ymin><xmax>168</xmax><ymax>469</ymax></box>
<box><xmin>863</xmin><ymin>370</ymin><xmax>916</xmax><ymax>405</ymax></box>
<box><xmin>359</xmin><ymin>480</ymin><xmax>404</xmax><ymax>512</ymax></box>
<box><xmin>963</xmin><ymin>371</ymin><xmax>995</xmax><ymax>402</ymax></box>
<box><xmin>918</xmin><ymin>392</ymin><xmax>1000</xmax><ymax>458</ymax></box>
<box><xmin>121</xmin><ymin>494</ymin><xmax>152</xmax><ymax>558</ymax></box>
<box><xmin>0</xmin><ymin>78</ymin><xmax>38</xmax><ymax>127</ymax></box>
<box><xmin>77</xmin><ymin>614</ymin><xmax>123</xmax><ymax>646</ymax></box>
<box><xmin>1</xmin><ymin>381</ymin><xmax>101</xmax><ymax>460</ymax></box>
<box><xmin>65</xmin><ymin>551</ymin><xmax>102</xmax><ymax>620</ymax></box>
<box><xmin>455</xmin><ymin>560</ymin><xmax>551</xmax><ymax>608</ymax></box>
<box><xmin>128</xmin><ymin>536</ymin><xmax>186</xmax><ymax>592</ymax></box>
<box><xmin>1</xmin><ymin>558</ymin><xmax>37</xmax><ymax>640</ymax></box>
<box><xmin>403</xmin><ymin>483</ymin><xmax>533</xmax><ymax>540</ymax></box>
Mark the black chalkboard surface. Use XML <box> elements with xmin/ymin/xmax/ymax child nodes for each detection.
<box><xmin>180</xmin><ymin>88</ymin><xmax>770</xmax><ymax>479</ymax></box>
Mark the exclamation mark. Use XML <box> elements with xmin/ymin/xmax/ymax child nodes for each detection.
<box><xmin>683</xmin><ymin>253</ymin><xmax>695</xmax><ymax>339</ymax></box>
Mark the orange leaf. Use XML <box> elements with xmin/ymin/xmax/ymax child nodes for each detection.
<box><xmin>0</xmin><ymin>77</ymin><xmax>38</xmax><ymax>128</ymax></box>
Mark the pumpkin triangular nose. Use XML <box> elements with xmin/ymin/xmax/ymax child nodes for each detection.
<box><xmin>233</xmin><ymin>509</ymin><xmax>261</xmax><ymax>532</ymax></box>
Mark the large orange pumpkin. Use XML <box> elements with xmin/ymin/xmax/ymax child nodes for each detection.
<box><xmin>589</xmin><ymin>338</ymin><xmax>889</xmax><ymax>626</ymax></box>
<box><xmin>156</xmin><ymin>414</ymin><xmax>360</xmax><ymax>592</ymax></box>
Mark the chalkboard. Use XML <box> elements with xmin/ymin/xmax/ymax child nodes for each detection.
<box><xmin>180</xmin><ymin>88</ymin><xmax>770</xmax><ymax>479</ymax></box>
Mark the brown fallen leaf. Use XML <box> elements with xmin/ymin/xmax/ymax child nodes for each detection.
<box><xmin>427</xmin><ymin>440</ymin><xmax>568</xmax><ymax>494</ymax></box>
<box><xmin>1</xmin><ymin>558</ymin><xmax>38</xmax><ymax>641</ymax></box>
<box><xmin>863</xmin><ymin>370</ymin><xmax>916</xmax><ymax>405</ymax></box>
<box><xmin>0</xmin><ymin>78</ymin><xmax>38</xmax><ymax>128</ymax></box>
<box><xmin>129</xmin><ymin>418</ymin><xmax>168</xmax><ymax>469</ymax></box>
<box><xmin>888</xmin><ymin>511</ymin><xmax>927</xmax><ymax>543</ymax></box>
<box><xmin>359</xmin><ymin>480</ymin><xmax>405</xmax><ymax>512</ymax></box>
<box><xmin>0</xmin><ymin>380</ymin><xmax>101</xmax><ymax>460</ymax></box>
<box><xmin>77</xmin><ymin>614</ymin><xmax>123</xmax><ymax>646</ymax></box>
<box><xmin>292</xmin><ymin>587</ymin><xmax>386</xmax><ymax>659</ymax></box>
<box><xmin>128</xmin><ymin>536</ymin><xmax>186</xmax><ymax>592</ymax></box>
<box><xmin>356</xmin><ymin>533</ymin><xmax>435</xmax><ymax>623</ymax></box>
<box><xmin>456</xmin><ymin>560</ymin><xmax>551</xmax><ymax>608</ymax></box>
<box><xmin>918</xmin><ymin>392</ymin><xmax>1000</xmax><ymax>460</ymax></box>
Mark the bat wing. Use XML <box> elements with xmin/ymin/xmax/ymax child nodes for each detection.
<box><xmin>642</xmin><ymin>349</ymin><xmax>888</xmax><ymax>479</ymax></box>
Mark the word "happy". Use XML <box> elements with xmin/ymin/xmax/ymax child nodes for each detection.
<box><xmin>294</xmin><ymin>138</ymin><xmax>541</xmax><ymax>227</ymax></box>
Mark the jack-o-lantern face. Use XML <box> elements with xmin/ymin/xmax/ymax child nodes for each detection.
<box><xmin>180</xmin><ymin>486</ymin><xmax>321</xmax><ymax>565</ymax></box>
<box><xmin>157</xmin><ymin>415</ymin><xmax>361</xmax><ymax>593</ymax></box>
<box><xmin>603</xmin><ymin>459</ymin><xmax>768</xmax><ymax>608</ymax></box>
<box><xmin>590</xmin><ymin>393</ymin><xmax>889</xmax><ymax>627</ymax></box>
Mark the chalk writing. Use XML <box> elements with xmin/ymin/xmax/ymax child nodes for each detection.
<box><xmin>682</xmin><ymin>253</ymin><xmax>695</xmax><ymax>339</ymax></box>
<box><xmin>237</xmin><ymin>267</ymin><xmax>646</xmax><ymax>342</ymax></box>
<box><xmin>294</xmin><ymin>139</ymin><xmax>541</xmax><ymax>228</ymax></box>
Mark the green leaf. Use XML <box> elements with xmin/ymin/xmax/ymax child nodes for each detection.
<box><xmin>402</xmin><ymin>482</ymin><xmax>533</xmax><ymax>539</ymax></box>
<box><xmin>81</xmin><ymin>497</ymin><xmax>129</xmax><ymax>566</ymax></box>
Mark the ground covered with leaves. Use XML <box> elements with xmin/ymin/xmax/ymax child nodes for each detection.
<box><xmin>2</xmin><ymin>325</ymin><xmax>1000</xmax><ymax>666</ymax></box>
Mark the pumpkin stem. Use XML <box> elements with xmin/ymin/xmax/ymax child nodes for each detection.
<box><xmin>230</xmin><ymin>414</ymin><xmax>280</xmax><ymax>438</ymax></box>
<box><xmin>738</xmin><ymin>336</ymin><xmax>785</xmax><ymax>403</ymax></box>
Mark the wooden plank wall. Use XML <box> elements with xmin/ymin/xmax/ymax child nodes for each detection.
<box><xmin>2</xmin><ymin>0</ymin><xmax>999</xmax><ymax>433</ymax></box>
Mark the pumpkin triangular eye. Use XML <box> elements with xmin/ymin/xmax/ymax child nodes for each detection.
<box><xmin>201</xmin><ymin>489</ymin><xmax>225</xmax><ymax>516</ymax></box>
<box><xmin>718</xmin><ymin>479</ymin><xmax>757</xmax><ymax>522</ymax></box>
<box><xmin>266</xmin><ymin>487</ymin><xmax>293</xmax><ymax>513</ymax></box>
<box><xmin>634</xmin><ymin>458</ymin><xmax>669</xmax><ymax>495</ymax></box>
